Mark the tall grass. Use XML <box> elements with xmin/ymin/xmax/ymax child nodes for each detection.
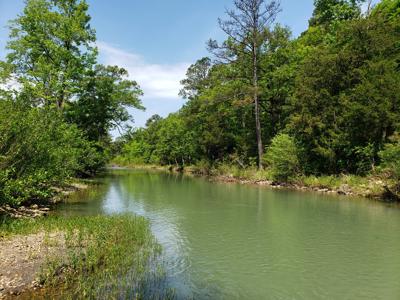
<box><xmin>0</xmin><ymin>215</ymin><xmax>174</xmax><ymax>299</ymax></box>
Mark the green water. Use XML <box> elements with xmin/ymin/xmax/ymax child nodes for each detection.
<box><xmin>59</xmin><ymin>169</ymin><xmax>400</xmax><ymax>299</ymax></box>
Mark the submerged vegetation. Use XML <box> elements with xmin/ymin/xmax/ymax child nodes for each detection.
<box><xmin>115</xmin><ymin>0</ymin><xmax>400</xmax><ymax>201</ymax></box>
<box><xmin>1</xmin><ymin>214</ymin><xmax>172</xmax><ymax>299</ymax></box>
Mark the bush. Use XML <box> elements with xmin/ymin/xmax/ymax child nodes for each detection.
<box><xmin>0</xmin><ymin>101</ymin><xmax>103</xmax><ymax>205</ymax></box>
<box><xmin>378</xmin><ymin>136</ymin><xmax>400</xmax><ymax>179</ymax></box>
<box><xmin>74</xmin><ymin>140</ymin><xmax>108</xmax><ymax>177</ymax></box>
<box><xmin>263</xmin><ymin>133</ymin><xmax>301</xmax><ymax>182</ymax></box>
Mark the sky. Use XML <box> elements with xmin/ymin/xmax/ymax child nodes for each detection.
<box><xmin>0</xmin><ymin>0</ymin><xmax>317</xmax><ymax>129</ymax></box>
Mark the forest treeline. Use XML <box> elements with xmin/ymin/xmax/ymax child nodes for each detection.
<box><xmin>0</xmin><ymin>0</ymin><xmax>143</xmax><ymax>205</ymax></box>
<box><xmin>1</xmin><ymin>0</ymin><xmax>399</xmax><ymax>205</ymax></box>
<box><xmin>115</xmin><ymin>0</ymin><xmax>400</xmax><ymax>191</ymax></box>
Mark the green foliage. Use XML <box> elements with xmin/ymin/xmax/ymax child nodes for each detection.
<box><xmin>0</xmin><ymin>215</ymin><xmax>172</xmax><ymax>299</ymax></box>
<box><xmin>309</xmin><ymin>0</ymin><xmax>363</xmax><ymax>26</ymax></box>
<box><xmin>154</xmin><ymin>114</ymin><xmax>196</xmax><ymax>166</ymax></box>
<box><xmin>0</xmin><ymin>100</ymin><xmax>102</xmax><ymax>205</ymax></box>
<box><xmin>67</xmin><ymin>65</ymin><xmax>143</xmax><ymax>142</ymax></box>
<box><xmin>179</xmin><ymin>57</ymin><xmax>212</xmax><ymax>100</ymax></box>
<box><xmin>0</xmin><ymin>0</ymin><xmax>144</xmax><ymax>205</ymax></box>
<box><xmin>263</xmin><ymin>134</ymin><xmax>301</xmax><ymax>181</ymax></box>
<box><xmin>288</xmin><ymin>7</ymin><xmax>400</xmax><ymax>174</ymax></box>
<box><xmin>4</xmin><ymin>0</ymin><xmax>97</xmax><ymax>109</ymax></box>
<box><xmin>115</xmin><ymin>0</ymin><xmax>400</xmax><ymax>186</ymax></box>
<box><xmin>379</xmin><ymin>135</ymin><xmax>400</xmax><ymax>179</ymax></box>
<box><xmin>117</xmin><ymin>114</ymin><xmax>196</xmax><ymax>167</ymax></box>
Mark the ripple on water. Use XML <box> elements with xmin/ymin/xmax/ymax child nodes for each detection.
<box><xmin>59</xmin><ymin>170</ymin><xmax>400</xmax><ymax>299</ymax></box>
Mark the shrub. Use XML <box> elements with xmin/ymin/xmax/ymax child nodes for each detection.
<box><xmin>0</xmin><ymin>101</ymin><xmax>102</xmax><ymax>205</ymax></box>
<box><xmin>74</xmin><ymin>140</ymin><xmax>108</xmax><ymax>177</ymax></box>
<box><xmin>378</xmin><ymin>136</ymin><xmax>400</xmax><ymax>179</ymax></box>
<box><xmin>263</xmin><ymin>133</ymin><xmax>301</xmax><ymax>182</ymax></box>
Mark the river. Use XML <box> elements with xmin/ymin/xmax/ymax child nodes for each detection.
<box><xmin>57</xmin><ymin>169</ymin><xmax>400</xmax><ymax>299</ymax></box>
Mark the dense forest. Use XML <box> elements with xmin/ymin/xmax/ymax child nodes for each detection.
<box><xmin>115</xmin><ymin>0</ymin><xmax>400</xmax><ymax>196</ymax></box>
<box><xmin>0</xmin><ymin>0</ymin><xmax>143</xmax><ymax>205</ymax></box>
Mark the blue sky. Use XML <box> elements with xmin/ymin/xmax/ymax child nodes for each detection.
<box><xmin>0</xmin><ymin>0</ymin><xmax>316</xmax><ymax>129</ymax></box>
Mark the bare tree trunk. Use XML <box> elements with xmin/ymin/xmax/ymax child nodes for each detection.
<box><xmin>367</xmin><ymin>0</ymin><xmax>372</xmax><ymax>15</ymax></box>
<box><xmin>57</xmin><ymin>71</ymin><xmax>65</xmax><ymax>110</ymax></box>
<box><xmin>253</xmin><ymin>41</ymin><xmax>263</xmax><ymax>170</ymax></box>
<box><xmin>208</xmin><ymin>0</ymin><xmax>280</xmax><ymax>170</ymax></box>
<box><xmin>57</xmin><ymin>92</ymin><xmax>64</xmax><ymax>110</ymax></box>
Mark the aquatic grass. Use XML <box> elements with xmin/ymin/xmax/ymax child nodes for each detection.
<box><xmin>0</xmin><ymin>214</ymin><xmax>173</xmax><ymax>299</ymax></box>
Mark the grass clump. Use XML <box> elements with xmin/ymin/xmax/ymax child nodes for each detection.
<box><xmin>0</xmin><ymin>214</ymin><xmax>173</xmax><ymax>299</ymax></box>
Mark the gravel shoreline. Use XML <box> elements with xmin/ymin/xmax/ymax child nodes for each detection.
<box><xmin>0</xmin><ymin>232</ymin><xmax>65</xmax><ymax>298</ymax></box>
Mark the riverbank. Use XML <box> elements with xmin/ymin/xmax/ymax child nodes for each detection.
<box><xmin>112</xmin><ymin>164</ymin><xmax>399</xmax><ymax>202</ymax></box>
<box><xmin>0</xmin><ymin>176</ymin><xmax>171</xmax><ymax>298</ymax></box>
<box><xmin>0</xmin><ymin>181</ymin><xmax>91</xmax><ymax>220</ymax></box>
<box><xmin>0</xmin><ymin>214</ymin><xmax>167</xmax><ymax>299</ymax></box>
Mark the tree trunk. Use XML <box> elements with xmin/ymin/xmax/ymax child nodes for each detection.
<box><xmin>253</xmin><ymin>44</ymin><xmax>263</xmax><ymax>170</ymax></box>
<box><xmin>57</xmin><ymin>97</ymin><xmax>64</xmax><ymax>110</ymax></box>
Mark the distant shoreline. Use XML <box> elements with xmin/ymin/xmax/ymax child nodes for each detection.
<box><xmin>110</xmin><ymin>164</ymin><xmax>400</xmax><ymax>204</ymax></box>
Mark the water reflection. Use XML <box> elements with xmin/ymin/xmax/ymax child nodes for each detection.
<box><xmin>59</xmin><ymin>169</ymin><xmax>400</xmax><ymax>299</ymax></box>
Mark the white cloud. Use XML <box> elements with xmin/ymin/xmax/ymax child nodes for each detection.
<box><xmin>0</xmin><ymin>77</ymin><xmax>21</xmax><ymax>92</ymax></box>
<box><xmin>97</xmin><ymin>41</ymin><xmax>189</xmax><ymax>99</ymax></box>
<box><xmin>361</xmin><ymin>0</ymin><xmax>379</xmax><ymax>14</ymax></box>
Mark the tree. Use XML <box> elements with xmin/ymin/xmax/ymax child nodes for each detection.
<box><xmin>0</xmin><ymin>99</ymin><xmax>99</xmax><ymax>204</ymax></box>
<box><xmin>3</xmin><ymin>0</ymin><xmax>96</xmax><ymax>109</ymax></box>
<box><xmin>179</xmin><ymin>57</ymin><xmax>212</xmax><ymax>100</ymax></box>
<box><xmin>259</xmin><ymin>25</ymin><xmax>297</xmax><ymax>141</ymax></box>
<box><xmin>145</xmin><ymin>114</ymin><xmax>162</xmax><ymax>127</ymax></box>
<box><xmin>0</xmin><ymin>0</ymin><xmax>146</xmax><ymax>205</ymax></box>
<box><xmin>379</xmin><ymin>134</ymin><xmax>400</xmax><ymax>179</ymax></box>
<box><xmin>154</xmin><ymin>115</ymin><xmax>196</xmax><ymax>166</ymax></box>
<box><xmin>309</xmin><ymin>0</ymin><xmax>364</xmax><ymax>26</ymax></box>
<box><xmin>67</xmin><ymin>65</ymin><xmax>144</xmax><ymax>142</ymax></box>
<box><xmin>288</xmin><ymin>4</ymin><xmax>400</xmax><ymax>174</ymax></box>
<box><xmin>208</xmin><ymin>0</ymin><xmax>281</xmax><ymax>169</ymax></box>
<box><xmin>181</xmin><ymin>62</ymin><xmax>252</xmax><ymax>162</ymax></box>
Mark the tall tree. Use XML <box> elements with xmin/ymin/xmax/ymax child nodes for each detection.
<box><xmin>3</xmin><ymin>0</ymin><xmax>96</xmax><ymax>109</ymax></box>
<box><xmin>67</xmin><ymin>65</ymin><xmax>144</xmax><ymax>142</ymax></box>
<box><xmin>179</xmin><ymin>57</ymin><xmax>212</xmax><ymax>100</ymax></box>
<box><xmin>208</xmin><ymin>0</ymin><xmax>281</xmax><ymax>169</ymax></box>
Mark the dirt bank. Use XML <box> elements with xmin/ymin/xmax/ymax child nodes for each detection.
<box><xmin>0</xmin><ymin>232</ymin><xmax>65</xmax><ymax>299</ymax></box>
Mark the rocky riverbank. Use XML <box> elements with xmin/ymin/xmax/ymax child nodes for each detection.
<box><xmin>118</xmin><ymin>164</ymin><xmax>397</xmax><ymax>202</ymax></box>
<box><xmin>0</xmin><ymin>231</ymin><xmax>65</xmax><ymax>298</ymax></box>
<box><xmin>205</xmin><ymin>174</ymin><xmax>397</xmax><ymax>201</ymax></box>
<box><xmin>0</xmin><ymin>182</ymin><xmax>89</xmax><ymax>220</ymax></box>
<box><xmin>0</xmin><ymin>182</ymin><xmax>91</xmax><ymax>297</ymax></box>
<box><xmin>0</xmin><ymin>205</ymin><xmax>51</xmax><ymax>219</ymax></box>
<box><xmin>210</xmin><ymin>175</ymin><xmax>357</xmax><ymax>196</ymax></box>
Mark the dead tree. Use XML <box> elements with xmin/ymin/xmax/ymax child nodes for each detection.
<box><xmin>208</xmin><ymin>0</ymin><xmax>281</xmax><ymax>169</ymax></box>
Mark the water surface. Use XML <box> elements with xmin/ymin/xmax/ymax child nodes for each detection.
<box><xmin>58</xmin><ymin>169</ymin><xmax>400</xmax><ymax>299</ymax></box>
